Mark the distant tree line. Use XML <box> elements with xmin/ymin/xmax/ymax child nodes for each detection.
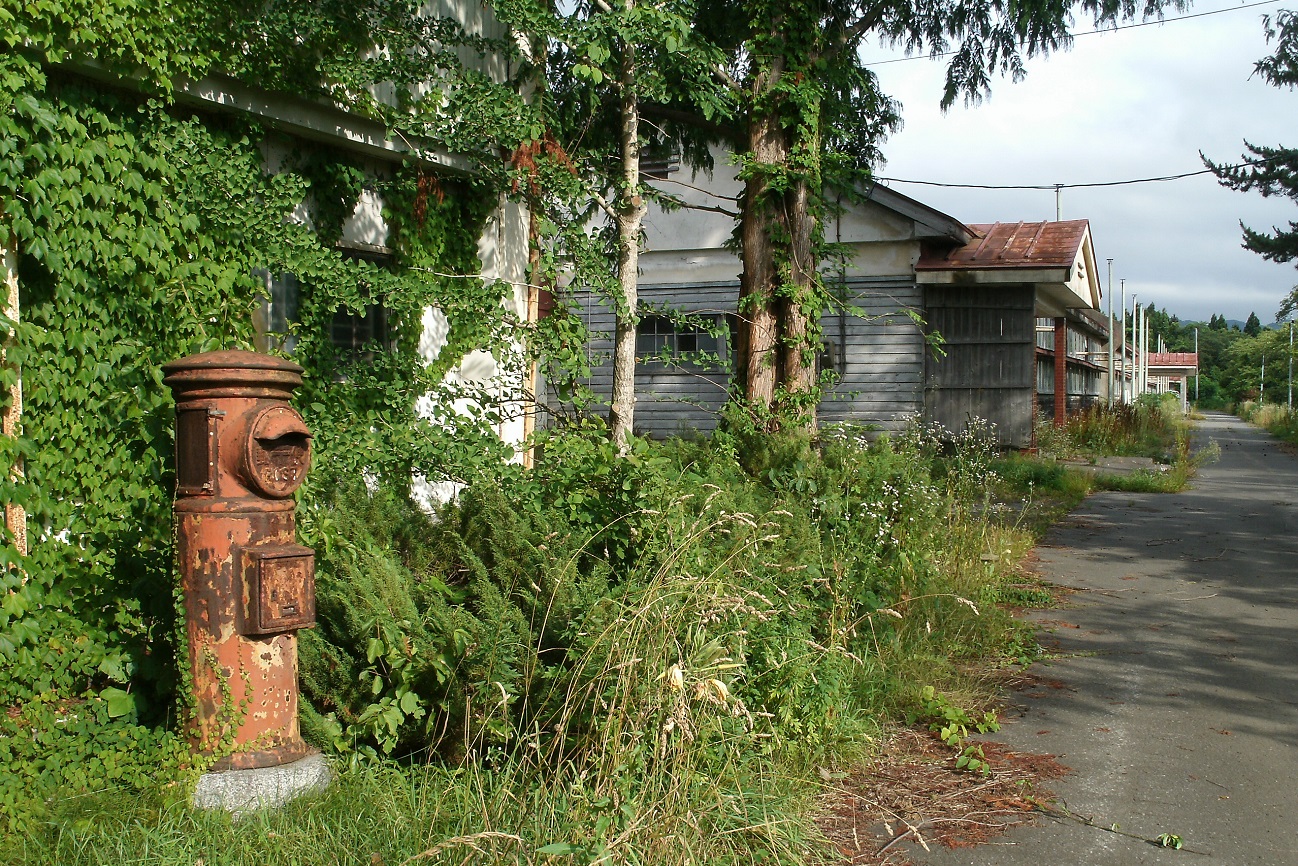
<box><xmin>1142</xmin><ymin>305</ymin><xmax>1294</xmax><ymax>407</ymax></box>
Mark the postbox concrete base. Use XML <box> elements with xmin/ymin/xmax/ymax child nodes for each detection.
<box><xmin>192</xmin><ymin>752</ymin><xmax>332</xmax><ymax>816</ymax></box>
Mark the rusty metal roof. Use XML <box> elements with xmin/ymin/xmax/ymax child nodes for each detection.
<box><xmin>917</xmin><ymin>220</ymin><xmax>1091</xmax><ymax>271</ymax></box>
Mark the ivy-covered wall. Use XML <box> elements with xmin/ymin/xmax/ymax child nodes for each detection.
<box><xmin>0</xmin><ymin>34</ymin><xmax>523</xmax><ymax>729</ymax></box>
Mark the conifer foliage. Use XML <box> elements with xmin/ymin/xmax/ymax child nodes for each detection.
<box><xmin>1208</xmin><ymin>10</ymin><xmax>1298</xmax><ymax>320</ymax></box>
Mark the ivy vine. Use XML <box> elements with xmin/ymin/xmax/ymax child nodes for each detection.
<box><xmin>0</xmin><ymin>0</ymin><xmax>541</xmax><ymax>825</ymax></box>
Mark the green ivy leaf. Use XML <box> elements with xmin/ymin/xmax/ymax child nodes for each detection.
<box><xmin>99</xmin><ymin>687</ymin><xmax>135</xmax><ymax>719</ymax></box>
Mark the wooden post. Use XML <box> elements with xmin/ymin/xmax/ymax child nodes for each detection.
<box><xmin>522</xmin><ymin>204</ymin><xmax>541</xmax><ymax>470</ymax></box>
<box><xmin>2</xmin><ymin>236</ymin><xmax>26</xmax><ymax>560</ymax></box>
<box><xmin>1053</xmin><ymin>317</ymin><xmax>1067</xmax><ymax>427</ymax></box>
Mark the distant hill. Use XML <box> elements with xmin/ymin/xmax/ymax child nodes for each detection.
<box><xmin>1222</xmin><ymin>319</ymin><xmax>1285</xmax><ymax>331</ymax></box>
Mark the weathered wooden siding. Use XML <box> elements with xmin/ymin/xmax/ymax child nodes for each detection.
<box><xmin>577</xmin><ymin>278</ymin><xmax>926</xmax><ymax>438</ymax></box>
<box><xmin>924</xmin><ymin>285</ymin><xmax>1036</xmax><ymax>448</ymax></box>
<box><xmin>579</xmin><ymin>282</ymin><xmax>736</xmax><ymax>439</ymax></box>
<box><xmin>818</xmin><ymin>279</ymin><xmax>924</xmax><ymax>434</ymax></box>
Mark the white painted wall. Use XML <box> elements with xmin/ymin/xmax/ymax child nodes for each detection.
<box><xmin>636</xmin><ymin>153</ymin><xmax>929</xmax><ymax>287</ymax></box>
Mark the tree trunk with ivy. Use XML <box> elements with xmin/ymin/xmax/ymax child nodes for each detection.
<box><xmin>781</xmin><ymin>126</ymin><xmax>822</xmax><ymax>425</ymax></box>
<box><xmin>736</xmin><ymin>14</ymin><xmax>825</xmax><ymax>432</ymax></box>
<box><xmin>608</xmin><ymin>27</ymin><xmax>647</xmax><ymax>453</ymax></box>
<box><xmin>738</xmin><ymin>109</ymin><xmax>785</xmax><ymax>418</ymax></box>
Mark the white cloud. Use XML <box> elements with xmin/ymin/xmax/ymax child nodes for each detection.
<box><xmin>867</xmin><ymin>4</ymin><xmax>1297</xmax><ymax>322</ymax></box>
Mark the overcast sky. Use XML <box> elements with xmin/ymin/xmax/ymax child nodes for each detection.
<box><xmin>865</xmin><ymin>0</ymin><xmax>1296</xmax><ymax>324</ymax></box>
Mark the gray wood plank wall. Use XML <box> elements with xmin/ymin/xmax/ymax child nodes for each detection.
<box><xmin>575</xmin><ymin>278</ymin><xmax>926</xmax><ymax>438</ymax></box>
<box><xmin>818</xmin><ymin>279</ymin><xmax>925</xmax><ymax>434</ymax></box>
<box><xmin>924</xmin><ymin>285</ymin><xmax>1036</xmax><ymax>448</ymax></box>
<box><xmin>578</xmin><ymin>282</ymin><xmax>736</xmax><ymax>439</ymax></box>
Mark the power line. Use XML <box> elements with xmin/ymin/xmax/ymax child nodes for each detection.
<box><xmin>864</xmin><ymin>0</ymin><xmax>1286</xmax><ymax>67</ymax></box>
<box><xmin>876</xmin><ymin>155</ymin><xmax>1284</xmax><ymax>191</ymax></box>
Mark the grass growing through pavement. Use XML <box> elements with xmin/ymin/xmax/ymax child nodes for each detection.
<box><xmin>1238</xmin><ymin>400</ymin><xmax>1298</xmax><ymax>447</ymax></box>
<box><xmin>1008</xmin><ymin>395</ymin><xmax>1208</xmax><ymax>501</ymax></box>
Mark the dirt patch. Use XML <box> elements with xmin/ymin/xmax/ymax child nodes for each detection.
<box><xmin>817</xmin><ymin>729</ymin><xmax>1069</xmax><ymax>864</ymax></box>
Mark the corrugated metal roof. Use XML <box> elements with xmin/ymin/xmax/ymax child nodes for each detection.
<box><xmin>917</xmin><ymin>220</ymin><xmax>1091</xmax><ymax>271</ymax></box>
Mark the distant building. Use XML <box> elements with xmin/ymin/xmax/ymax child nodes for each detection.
<box><xmin>1146</xmin><ymin>353</ymin><xmax>1200</xmax><ymax>411</ymax></box>
<box><xmin>917</xmin><ymin>219</ymin><xmax>1104</xmax><ymax>442</ymax></box>
<box><xmin>575</xmin><ymin>157</ymin><xmax>1107</xmax><ymax>448</ymax></box>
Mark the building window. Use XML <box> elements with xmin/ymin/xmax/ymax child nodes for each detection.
<box><xmin>636</xmin><ymin>313</ymin><xmax>723</xmax><ymax>363</ymax></box>
<box><xmin>253</xmin><ymin>269</ymin><xmax>299</xmax><ymax>353</ymax></box>
<box><xmin>329</xmin><ymin>248</ymin><xmax>393</xmax><ymax>364</ymax></box>
<box><xmin>252</xmin><ymin>246</ymin><xmax>393</xmax><ymax>359</ymax></box>
<box><xmin>640</xmin><ymin>145</ymin><xmax>681</xmax><ymax>181</ymax></box>
<box><xmin>330</xmin><ymin>303</ymin><xmax>388</xmax><ymax>355</ymax></box>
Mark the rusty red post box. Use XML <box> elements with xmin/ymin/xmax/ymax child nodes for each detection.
<box><xmin>164</xmin><ymin>350</ymin><xmax>316</xmax><ymax>770</ymax></box>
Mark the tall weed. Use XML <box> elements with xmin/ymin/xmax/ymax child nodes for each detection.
<box><xmin>17</xmin><ymin>420</ymin><xmax>1042</xmax><ymax>863</ymax></box>
<box><xmin>1239</xmin><ymin>400</ymin><xmax>1298</xmax><ymax>447</ymax></box>
<box><xmin>1038</xmin><ymin>395</ymin><xmax>1186</xmax><ymax>461</ymax></box>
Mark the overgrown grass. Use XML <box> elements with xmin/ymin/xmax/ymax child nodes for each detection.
<box><xmin>9</xmin><ymin>421</ymin><xmax>1050</xmax><ymax>865</ymax></box>
<box><xmin>19</xmin><ymin>752</ymin><xmax>826</xmax><ymax>865</ymax></box>
<box><xmin>1051</xmin><ymin>395</ymin><xmax>1186</xmax><ymax>461</ymax></box>
<box><xmin>1238</xmin><ymin>400</ymin><xmax>1298</xmax><ymax>446</ymax></box>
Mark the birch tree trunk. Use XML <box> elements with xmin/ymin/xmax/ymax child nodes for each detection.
<box><xmin>608</xmin><ymin>24</ymin><xmax>646</xmax><ymax>453</ymax></box>
<box><xmin>523</xmin><ymin>203</ymin><xmax>542</xmax><ymax>468</ymax></box>
<box><xmin>2</xmin><ymin>236</ymin><xmax>26</xmax><ymax>561</ymax></box>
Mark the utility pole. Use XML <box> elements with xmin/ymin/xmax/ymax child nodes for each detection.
<box><xmin>1194</xmin><ymin>327</ymin><xmax>1200</xmax><ymax>404</ymax></box>
<box><xmin>1141</xmin><ymin>306</ymin><xmax>1148</xmax><ymax>397</ymax></box>
<box><xmin>1131</xmin><ymin>293</ymin><xmax>1138</xmax><ymax>399</ymax></box>
<box><xmin>1116</xmin><ymin>283</ymin><xmax>1126</xmax><ymax>405</ymax></box>
<box><xmin>1107</xmin><ymin>258</ymin><xmax>1114</xmax><ymax>407</ymax></box>
<box><xmin>1120</xmin><ymin>280</ymin><xmax>1128</xmax><ymax>402</ymax></box>
<box><xmin>1289</xmin><ymin>322</ymin><xmax>1293</xmax><ymax>411</ymax></box>
<box><xmin>1146</xmin><ymin>314</ymin><xmax>1152</xmax><ymax>395</ymax></box>
<box><xmin>1261</xmin><ymin>354</ymin><xmax>1266</xmax><ymax>403</ymax></box>
<box><xmin>1055</xmin><ymin>184</ymin><xmax>1063</xmax><ymax>221</ymax></box>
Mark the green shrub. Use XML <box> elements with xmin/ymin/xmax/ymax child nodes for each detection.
<box><xmin>13</xmin><ymin>419</ymin><xmax>1044</xmax><ymax>860</ymax></box>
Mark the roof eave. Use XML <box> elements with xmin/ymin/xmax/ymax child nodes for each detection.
<box><xmin>916</xmin><ymin>266</ymin><xmax>1073</xmax><ymax>285</ymax></box>
<box><xmin>863</xmin><ymin>183</ymin><xmax>976</xmax><ymax>245</ymax></box>
<box><xmin>51</xmin><ymin>56</ymin><xmax>473</xmax><ymax>173</ymax></box>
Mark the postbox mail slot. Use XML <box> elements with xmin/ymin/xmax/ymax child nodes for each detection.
<box><xmin>242</xmin><ymin>544</ymin><xmax>316</xmax><ymax>635</ymax></box>
<box><xmin>244</xmin><ymin>406</ymin><xmax>312</xmax><ymax>498</ymax></box>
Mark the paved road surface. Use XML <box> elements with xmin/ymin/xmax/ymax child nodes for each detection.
<box><xmin>913</xmin><ymin>412</ymin><xmax>1298</xmax><ymax>865</ymax></box>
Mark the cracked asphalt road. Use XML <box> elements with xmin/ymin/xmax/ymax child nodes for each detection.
<box><xmin>910</xmin><ymin>412</ymin><xmax>1298</xmax><ymax>865</ymax></box>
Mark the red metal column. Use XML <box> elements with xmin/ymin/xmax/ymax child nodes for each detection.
<box><xmin>1053</xmin><ymin>317</ymin><xmax>1067</xmax><ymax>427</ymax></box>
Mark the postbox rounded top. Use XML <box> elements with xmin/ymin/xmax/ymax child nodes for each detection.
<box><xmin>243</xmin><ymin>405</ymin><xmax>313</xmax><ymax>498</ymax></box>
<box><xmin>163</xmin><ymin>350</ymin><xmax>304</xmax><ymax>398</ymax></box>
